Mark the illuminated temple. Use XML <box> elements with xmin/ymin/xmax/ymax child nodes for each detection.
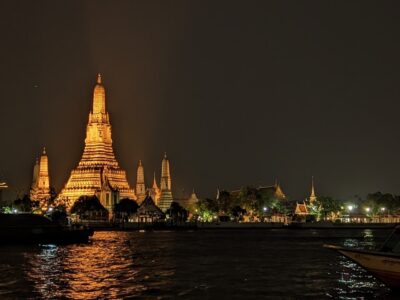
<box><xmin>30</xmin><ymin>148</ymin><xmax>51</xmax><ymax>210</ymax></box>
<box><xmin>56</xmin><ymin>75</ymin><xmax>135</xmax><ymax>210</ymax></box>
<box><xmin>158</xmin><ymin>153</ymin><xmax>174</xmax><ymax>211</ymax></box>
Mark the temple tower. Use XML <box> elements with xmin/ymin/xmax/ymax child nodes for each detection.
<box><xmin>30</xmin><ymin>147</ymin><xmax>51</xmax><ymax>210</ymax></box>
<box><xmin>148</xmin><ymin>172</ymin><xmax>161</xmax><ymax>205</ymax></box>
<box><xmin>186</xmin><ymin>188</ymin><xmax>199</xmax><ymax>212</ymax></box>
<box><xmin>274</xmin><ymin>179</ymin><xmax>286</xmax><ymax>200</ymax></box>
<box><xmin>56</xmin><ymin>74</ymin><xmax>135</xmax><ymax>211</ymax></box>
<box><xmin>309</xmin><ymin>176</ymin><xmax>317</xmax><ymax>204</ymax></box>
<box><xmin>158</xmin><ymin>153</ymin><xmax>173</xmax><ymax>211</ymax></box>
<box><xmin>136</xmin><ymin>160</ymin><xmax>146</xmax><ymax>203</ymax></box>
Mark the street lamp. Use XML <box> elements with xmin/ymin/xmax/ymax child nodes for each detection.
<box><xmin>347</xmin><ymin>205</ymin><xmax>353</xmax><ymax>212</ymax></box>
<box><xmin>365</xmin><ymin>207</ymin><xmax>370</xmax><ymax>213</ymax></box>
<box><xmin>263</xmin><ymin>207</ymin><xmax>267</xmax><ymax>212</ymax></box>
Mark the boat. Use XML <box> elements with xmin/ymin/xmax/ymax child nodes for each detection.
<box><xmin>0</xmin><ymin>213</ymin><xmax>94</xmax><ymax>244</ymax></box>
<box><xmin>324</xmin><ymin>226</ymin><xmax>400</xmax><ymax>289</ymax></box>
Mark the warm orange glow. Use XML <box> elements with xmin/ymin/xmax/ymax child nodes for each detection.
<box><xmin>56</xmin><ymin>75</ymin><xmax>135</xmax><ymax>211</ymax></box>
<box><xmin>30</xmin><ymin>147</ymin><xmax>51</xmax><ymax>210</ymax></box>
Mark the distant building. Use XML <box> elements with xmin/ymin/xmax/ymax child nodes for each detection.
<box><xmin>30</xmin><ymin>148</ymin><xmax>51</xmax><ymax>210</ymax></box>
<box><xmin>294</xmin><ymin>202</ymin><xmax>308</xmax><ymax>216</ymax></box>
<box><xmin>308</xmin><ymin>176</ymin><xmax>317</xmax><ymax>204</ymax></box>
<box><xmin>175</xmin><ymin>189</ymin><xmax>199</xmax><ymax>213</ymax></box>
<box><xmin>259</xmin><ymin>181</ymin><xmax>286</xmax><ymax>200</ymax></box>
<box><xmin>96</xmin><ymin>169</ymin><xmax>120</xmax><ymax>214</ymax></box>
<box><xmin>56</xmin><ymin>74</ymin><xmax>136</xmax><ymax>212</ymax></box>
<box><xmin>136</xmin><ymin>196</ymin><xmax>164</xmax><ymax>222</ymax></box>
<box><xmin>158</xmin><ymin>153</ymin><xmax>173</xmax><ymax>212</ymax></box>
<box><xmin>135</xmin><ymin>160</ymin><xmax>146</xmax><ymax>204</ymax></box>
<box><xmin>230</xmin><ymin>181</ymin><xmax>286</xmax><ymax>201</ymax></box>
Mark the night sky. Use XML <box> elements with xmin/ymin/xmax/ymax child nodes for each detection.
<box><xmin>1</xmin><ymin>1</ymin><xmax>400</xmax><ymax>202</ymax></box>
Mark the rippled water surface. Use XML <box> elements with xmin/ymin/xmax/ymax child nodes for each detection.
<box><xmin>0</xmin><ymin>229</ymin><xmax>398</xmax><ymax>299</ymax></box>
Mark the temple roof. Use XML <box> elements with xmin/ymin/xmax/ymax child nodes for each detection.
<box><xmin>138</xmin><ymin>196</ymin><xmax>164</xmax><ymax>216</ymax></box>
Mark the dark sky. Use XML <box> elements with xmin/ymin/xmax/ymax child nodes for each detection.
<box><xmin>1</xmin><ymin>0</ymin><xmax>400</xmax><ymax>202</ymax></box>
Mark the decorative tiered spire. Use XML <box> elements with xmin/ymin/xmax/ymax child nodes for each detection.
<box><xmin>159</xmin><ymin>153</ymin><xmax>173</xmax><ymax>211</ymax></box>
<box><xmin>136</xmin><ymin>160</ymin><xmax>146</xmax><ymax>203</ymax></box>
<box><xmin>56</xmin><ymin>75</ymin><xmax>136</xmax><ymax>210</ymax></box>
<box><xmin>309</xmin><ymin>176</ymin><xmax>317</xmax><ymax>203</ymax></box>
<box><xmin>93</xmin><ymin>73</ymin><xmax>106</xmax><ymax>114</ymax></box>
<box><xmin>30</xmin><ymin>148</ymin><xmax>51</xmax><ymax>211</ymax></box>
<box><xmin>161</xmin><ymin>152</ymin><xmax>171</xmax><ymax>190</ymax></box>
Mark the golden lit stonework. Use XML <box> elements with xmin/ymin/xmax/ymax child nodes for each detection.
<box><xmin>30</xmin><ymin>148</ymin><xmax>51</xmax><ymax>210</ymax></box>
<box><xmin>309</xmin><ymin>176</ymin><xmax>317</xmax><ymax>203</ymax></box>
<box><xmin>158</xmin><ymin>153</ymin><xmax>173</xmax><ymax>211</ymax></box>
<box><xmin>56</xmin><ymin>74</ymin><xmax>135</xmax><ymax>210</ymax></box>
<box><xmin>135</xmin><ymin>160</ymin><xmax>146</xmax><ymax>204</ymax></box>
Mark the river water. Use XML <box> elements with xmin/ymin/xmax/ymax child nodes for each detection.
<box><xmin>0</xmin><ymin>229</ymin><xmax>397</xmax><ymax>299</ymax></box>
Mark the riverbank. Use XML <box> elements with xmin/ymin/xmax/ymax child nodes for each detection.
<box><xmin>76</xmin><ymin>221</ymin><xmax>398</xmax><ymax>231</ymax></box>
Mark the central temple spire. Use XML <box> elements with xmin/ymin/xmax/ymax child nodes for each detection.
<box><xmin>93</xmin><ymin>73</ymin><xmax>106</xmax><ymax>114</ymax></box>
<box><xmin>56</xmin><ymin>75</ymin><xmax>136</xmax><ymax>210</ymax></box>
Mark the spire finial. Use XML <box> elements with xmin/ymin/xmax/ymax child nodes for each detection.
<box><xmin>97</xmin><ymin>73</ymin><xmax>102</xmax><ymax>84</ymax></box>
<box><xmin>139</xmin><ymin>159</ymin><xmax>142</xmax><ymax>166</ymax></box>
<box><xmin>42</xmin><ymin>147</ymin><xmax>46</xmax><ymax>155</ymax></box>
<box><xmin>164</xmin><ymin>152</ymin><xmax>167</xmax><ymax>159</ymax></box>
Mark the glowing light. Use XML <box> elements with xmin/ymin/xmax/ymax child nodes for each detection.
<box><xmin>381</xmin><ymin>207</ymin><xmax>386</xmax><ymax>212</ymax></box>
<box><xmin>55</xmin><ymin>75</ymin><xmax>136</xmax><ymax>211</ymax></box>
<box><xmin>347</xmin><ymin>205</ymin><xmax>353</xmax><ymax>211</ymax></box>
<box><xmin>365</xmin><ymin>207</ymin><xmax>370</xmax><ymax>213</ymax></box>
<box><xmin>263</xmin><ymin>207</ymin><xmax>267</xmax><ymax>212</ymax></box>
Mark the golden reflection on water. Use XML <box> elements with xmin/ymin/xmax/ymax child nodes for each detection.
<box><xmin>0</xmin><ymin>229</ymin><xmax>392</xmax><ymax>299</ymax></box>
<box><xmin>24</xmin><ymin>232</ymin><xmax>148</xmax><ymax>299</ymax></box>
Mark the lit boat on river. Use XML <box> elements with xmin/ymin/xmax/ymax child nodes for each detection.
<box><xmin>324</xmin><ymin>226</ymin><xmax>400</xmax><ymax>289</ymax></box>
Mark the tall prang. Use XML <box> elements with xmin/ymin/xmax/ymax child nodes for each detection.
<box><xmin>309</xmin><ymin>176</ymin><xmax>317</xmax><ymax>204</ymax></box>
<box><xmin>30</xmin><ymin>147</ymin><xmax>51</xmax><ymax>210</ymax></box>
<box><xmin>56</xmin><ymin>74</ymin><xmax>135</xmax><ymax>211</ymax></box>
<box><xmin>135</xmin><ymin>160</ymin><xmax>146</xmax><ymax>203</ymax></box>
<box><xmin>158</xmin><ymin>153</ymin><xmax>173</xmax><ymax>211</ymax></box>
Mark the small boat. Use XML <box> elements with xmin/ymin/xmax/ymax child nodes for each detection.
<box><xmin>0</xmin><ymin>213</ymin><xmax>94</xmax><ymax>244</ymax></box>
<box><xmin>324</xmin><ymin>226</ymin><xmax>400</xmax><ymax>289</ymax></box>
